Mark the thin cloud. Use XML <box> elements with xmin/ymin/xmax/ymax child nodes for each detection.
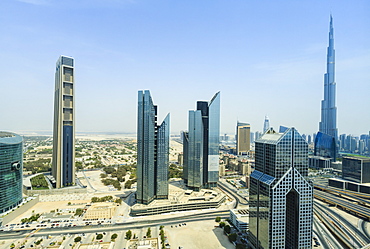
<box><xmin>17</xmin><ymin>0</ymin><xmax>50</xmax><ymax>5</ymax></box>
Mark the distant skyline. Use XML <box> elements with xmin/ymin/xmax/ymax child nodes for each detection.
<box><xmin>1</xmin><ymin>0</ymin><xmax>369</xmax><ymax>136</ymax></box>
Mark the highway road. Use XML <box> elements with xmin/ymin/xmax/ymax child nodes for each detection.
<box><xmin>0</xmin><ymin>210</ymin><xmax>229</xmax><ymax>240</ymax></box>
<box><xmin>315</xmin><ymin>184</ymin><xmax>370</xmax><ymax>207</ymax></box>
<box><xmin>313</xmin><ymin>214</ymin><xmax>344</xmax><ymax>249</ymax></box>
<box><xmin>315</xmin><ymin>201</ymin><xmax>370</xmax><ymax>245</ymax></box>
<box><xmin>360</xmin><ymin>220</ymin><xmax>370</xmax><ymax>239</ymax></box>
<box><xmin>314</xmin><ymin>183</ymin><xmax>370</xmax><ymax>200</ymax></box>
<box><xmin>314</xmin><ymin>203</ymin><xmax>367</xmax><ymax>248</ymax></box>
<box><xmin>314</xmin><ymin>190</ymin><xmax>370</xmax><ymax>220</ymax></box>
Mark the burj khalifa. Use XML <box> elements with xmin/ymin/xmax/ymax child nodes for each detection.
<box><xmin>319</xmin><ymin>15</ymin><xmax>338</xmax><ymax>142</ymax></box>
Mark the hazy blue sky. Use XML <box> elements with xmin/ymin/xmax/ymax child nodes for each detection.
<box><xmin>1</xmin><ymin>0</ymin><xmax>369</xmax><ymax>136</ymax></box>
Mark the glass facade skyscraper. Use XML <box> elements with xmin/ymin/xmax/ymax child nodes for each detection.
<box><xmin>137</xmin><ymin>90</ymin><xmax>170</xmax><ymax>204</ymax></box>
<box><xmin>182</xmin><ymin>131</ymin><xmax>189</xmax><ymax>184</ymax></box>
<box><xmin>184</xmin><ymin>92</ymin><xmax>220</xmax><ymax>189</ymax></box>
<box><xmin>187</xmin><ymin>110</ymin><xmax>204</xmax><ymax>190</ymax></box>
<box><xmin>0</xmin><ymin>132</ymin><xmax>23</xmax><ymax>214</ymax></box>
<box><xmin>52</xmin><ymin>56</ymin><xmax>75</xmax><ymax>188</ymax></box>
<box><xmin>156</xmin><ymin>114</ymin><xmax>170</xmax><ymax>199</ymax></box>
<box><xmin>207</xmin><ymin>92</ymin><xmax>220</xmax><ymax>187</ymax></box>
<box><xmin>249</xmin><ymin>128</ymin><xmax>313</xmax><ymax>249</ymax></box>
<box><xmin>263</xmin><ymin>116</ymin><xmax>270</xmax><ymax>133</ymax></box>
<box><xmin>319</xmin><ymin>16</ymin><xmax>338</xmax><ymax>142</ymax></box>
<box><xmin>314</xmin><ymin>131</ymin><xmax>336</xmax><ymax>159</ymax></box>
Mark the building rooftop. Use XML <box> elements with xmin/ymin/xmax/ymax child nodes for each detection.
<box><xmin>0</xmin><ymin>131</ymin><xmax>15</xmax><ymax>138</ymax></box>
<box><xmin>230</xmin><ymin>209</ymin><xmax>249</xmax><ymax>224</ymax></box>
<box><xmin>343</xmin><ymin>156</ymin><xmax>370</xmax><ymax>161</ymax></box>
<box><xmin>0</xmin><ymin>131</ymin><xmax>22</xmax><ymax>145</ymax></box>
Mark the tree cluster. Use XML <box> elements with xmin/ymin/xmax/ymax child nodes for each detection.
<box><xmin>21</xmin><ymin>213</ymin><xmax>40</xmax><ymax>223</ymax></box>
<box><xmin>125</xmin><ymin>230</ymin><xmax>132</xmax><ymax>240</ymax></box>
<box><xmin>101</xmin><ymin>178</ymin><xmax>121</xmax><ymax>190</ymax></box>
<box><xmin>124</xmin><ymin>179</ymin><xmax>136</xmax><ymax>189</ymax></box>
<box><xmin>146</xmin><ymin>227</ymin><xmax>151</xmax><ymax>238</ymax></box>
<box><xmin>75</xmin><ymin>208</ymin><xmax>83</xmax><ymax>216</ymax></box>
<box><xmin>91</xmin><ymin>196</ymin><xmax>114</xmax><ymax>203</ymax></box>
<box><xmin>24</xmin><ymin>158</ymin><xmax>51</xmax><ymax>174</ymax></box>
<box><xmin>169</xmin><ymin>164</ymin><xmax>183</xmax><ymax>178</ymax></box>
<box><xmin>159</xmin><ymin>226</ymin><xmax>167</xmax><ymax>249</ymax></box>
<box><xmin>111</xmin><ymin>233</ymin><xmax>118</xmax><ymax>241</ymax></box>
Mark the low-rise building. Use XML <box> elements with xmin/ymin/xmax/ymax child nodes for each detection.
<box><xmin>230</xmin><ymin>209</ymin><xmax>249</xmax><ymax>232</ymax></box>
<box><xmin>83</xmin><ymin>203</ymin><xmax>116</xmax><ymax>220</ymax></box>
<box><xmin>309</xmin><ymin>155</ymin><xmax>332</xmax><ymax>170</ymax></box>
<box><xmin>342</xmin><ymin>156</ymin><xmax>370</xmax><ymax>183</ymax></box>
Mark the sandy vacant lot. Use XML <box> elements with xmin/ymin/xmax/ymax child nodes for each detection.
<box><xmin>9</xmin><ymin>200</ymin><xmax>88</xmax><ymax>224</ymax></box>
<box><xmin>165</xmin><ymin>220</ymin><xmax>234</xmax><ymax>249</ymax></box>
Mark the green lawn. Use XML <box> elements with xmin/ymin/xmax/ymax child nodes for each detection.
<box><xmin>30</xmin><ymin>174</ymin><xmax>49</xmax><ymax>189</ymax></box>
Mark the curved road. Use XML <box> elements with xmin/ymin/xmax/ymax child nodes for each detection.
<box><xmin>218</xmin><ymin>181</ymin><xmax>248</xmax><ymax>208</ymax></box>
<box><xmin>315</xmin><ymin>201</ymin><xmax>370</xmax><ymax>246</ymax></box>
<box><xmin>313</xmin><ymin>214</ymin><xmax>344</xmax><ymax>249</ymax></box>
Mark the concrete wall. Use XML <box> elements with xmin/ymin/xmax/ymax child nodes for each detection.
<box><xmin>1</xmin><ymin>196</ymin><xmax>39</xmax><ymax>225</ymax></box>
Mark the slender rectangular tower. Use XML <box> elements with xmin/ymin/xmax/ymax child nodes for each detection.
<box><xmin>137</xmin><ymin>90</ymin><xmax>170</xmax><ymax>204</ymax></box>
<box><xmin>319</xmin><ymin>16</ymin><xmax>338</xmax><ymax>142</ymax></box>
<box><xmin>52</xmin><ymin>56</ymin><xmax>75</xmax><ymax>188</ymax></box>
<box><xmin>182</xmin><ymin>131</ymin><xmax>189</xmax><ymax>184</ymax></box>
<box><xmin>249</xmin><ymin>127</ymin><xmax>313</xmax><ymax>249</ymax></box>
<box><xmin>187</xmin><ymin>110</ymin><xmax>204</xmax><ymax>191</ymax></box>
<box><xmin>236</xmin><ymin>122</ymin><xmax>251</xmax><ymax>155</ymax></box>
<box><xmin>156</xmin><ymin>113</ymin><xmax>170</xmax><ymax>199</ymax></box>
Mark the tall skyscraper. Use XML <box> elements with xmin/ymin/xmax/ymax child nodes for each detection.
<box><xmin>319</xmin><ymin>16</ymin><xmax>338</xmax><ymax>142</ymax></box>
<box><xmin>187</xmin><ymin>110</ymin><xmax>204</xmax><ymax>191</ymax></box>
<box><xmin>0</xmin><ymin>132</ymin><xmax>23</xmax><ymax>214</ymax></box>
<box><xmin>183</xmin><ymin>92</ymin><xmax>220</xmax><ymax>189</ymax></box>
<box><xmin>52</xmin><ymin>56</ymin><xmax>75</xmax><ymax>188</ymax></box>
<box><xmin>249</xmin><ymin>127</ymin><xmax>313</xmax><ymax>249</ymax></box>
<box><xmin>263</xmin><ymin>116</ymin><xmax>270</xmax><ymax>133</ymax></box>
<box><xmin>182</xmin><ymin>131</ymin><xmax>189</xmax><ymax>184</ymax></box>
<box><xmin>236</xmin><ymin>122</ymin><xmax>250</xmax><ymax>155</ymax></box>
<box><xmin>137</xmin><ymin>90</ymin><xmax>170</xmax><ymax>204</ymax></box>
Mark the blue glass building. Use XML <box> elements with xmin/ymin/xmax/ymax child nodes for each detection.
<box><xmin>187</xmin><ymin>110</ymin><xmax>204</xmax><ymax>190</ymax></box>
<box><xmin>319</xmin><ymin>16</ymin><xmax>338</xmax><ymax>142</ymax></box>
<box><xmin>184</xmin><ymin>92</ymin><xmax>220</xmax><ymax>189</ymax></box>
<box><xmin>137</xmin><ymin>90</ymin><xmax>170</xmax><ymax>204</ymax></box>
<box><xmin>314</xmin><ymin>131</ymin><xmax>336</xmax><ymax>159</ymax></box>
<box><xmin>0</xmin><ymin>132</ymin><xmax>23</xmax><ymax>214</ymax></box>
<box><xmin>156</xmin><ymin>114</ymin><xmax>170</xmax><ymax>199</ymax></box>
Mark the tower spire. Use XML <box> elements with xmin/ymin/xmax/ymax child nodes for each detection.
<box><xmin>319</xmin><ymin>15</ymin><xmax>338</xmax><ymax>142</ymax></box>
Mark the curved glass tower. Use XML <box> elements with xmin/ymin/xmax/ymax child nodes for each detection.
<box><xmin>0</xmin><ymin>132</ymin><xmax>23</xmax><ymax>214</ymax></box>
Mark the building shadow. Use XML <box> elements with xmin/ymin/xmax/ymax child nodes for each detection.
<box><xmin>212</xmin><ymin>227</ymin><xmax>234</xmax><ymax>249</ymax></box>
